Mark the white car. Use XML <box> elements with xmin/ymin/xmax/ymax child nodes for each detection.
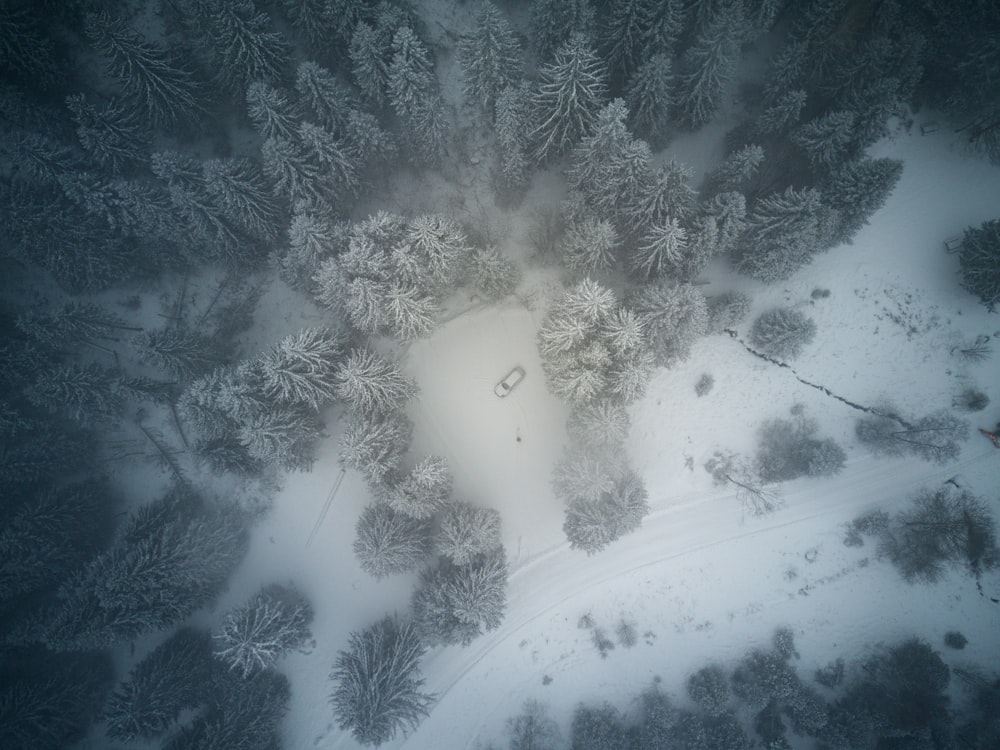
<box><xmin>494</xmin><ymin>366</ymin><xmax>526</xmax><ymax>398</ymax></box>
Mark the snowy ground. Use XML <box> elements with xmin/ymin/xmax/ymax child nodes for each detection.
<box><xmin>221</xmin><ymin>120</ymin><xmax>1000</xmax><ymax>750</ymax></box>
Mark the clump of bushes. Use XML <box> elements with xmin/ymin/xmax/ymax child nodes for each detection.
<box><xmin>749</xmin><ymin>307</ymin><xmax>816</xmax><ymax>359</ymax></box>
<box><xmin>755</xmin><ymin>405</ymin><xmax>845</xmax><ymax>482</ymax></box>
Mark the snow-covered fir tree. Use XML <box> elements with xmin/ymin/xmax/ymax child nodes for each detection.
<box><xmin>958</xmin><ymin>218</ymin><xmax>1000</xmax><ymax>310</ymax></box>
<box><xmin>335</xmin><ymin>348</ymin><xmax>416</xmax><ymax>416</ymax></box>
<box><xmin>561</xmin><ymin>217</ymin><xmax>619</xmax><ymax>275</ymax></box>
<box><xmin>133</xmin><ymin>328</ymin><xmax>218</xmax><ymax>381</ymax></box>
<box><xmin>411</xmin><ymin>547</ymin><xmax>508</xmax><ymax>646</ymax></box>
<box><xmin>470</xmin><ymin>246</ymin><xmax>520</xmax><ymax>299</ymax></box>
<box><xmin>84</xmin><ymin>11</ymin><xmax>201</xmax><ymax>128</ymax></box>
<box><xmin>601</xmin><ymin>0</ymin><xmax>658</xmax><ymax>84</ymax></box>
<box><xmin>330</xmin><ymin>616</ymin><xmax>433</xmax><ymax>746</ymax></box>
<box><xmin>567</xmin><ymin>400</ymin><xmax>630</xmax><ymax>453</ymax></box>
<box><xmin>704</xmin><ymin>144</ymin><xmax>764</xmax><ymax>195</ymax></box>
<box><xmin>556</xmin><ymin>453</ymin><xmax>649</xmax><ymax>555</ymax></box>
<box><xmin>531</xmin><ymin>0</ymin><xmax>596</xmax><ymax>61</ymax></box>
<box><xmin>201</xmin><ymin>157</ymin><xmax>280</xmax><ymax>242</ymax></box>
<box><xmin>459</xmin><ymin>2</ymin><xmax>521</xmax><ymax>116</ymax></box>
<box><xmin>701</xmin><ymin>190</ymin><xmax>747</xmax><ymax>257</ymax></box>
<box><xmin>748</xmin><ymin>307</ymin><xmax>817</xmax><ymax>360</ymax></box>
<box><xmin>66</xmin><ymin>93</ymin><xmax>149</xmax><ymax>173</ymax></box>
<box><xmin>263</xmin><ymin>123</ymin><xmax>358</xmax><ymax>208</ymax></box>
<box><xmin>246</xmin><ymin>80</ymin><xmax>300</xmax><ymax>141</ymax></box>
<box><xmin>752</xmin><ymin>88</ymin><xmax>808</xmax><ymax>137</ymax></box>
<box><xmin>340</xmin><ymin>411</ymin><xmax>413</xmax><ymax>485</ymax></box>
<box><xmin>353</xmin><ymin>503</ymin><xmax>432</xmax><ymax>579</ymax></box>
<box><xmin>630</xmin><ymin>218</ymin><xmax>689</xmax><ymax>279</ymax></box>
<box><xmin>822</xmin><ymin>157</ymin><xmax>903</xmax><ymax>243</ymax></box>
<box><xmin>102</xmin><ymin>627</ymin><xmax>214</xmax><ymax>742</ymax></box>
<box><xmin>406</xmin><ymin>214</ymin><xmax>471</xmax><ymax>292</ymax></box>
<box><xmin>276</xmin><ymin>0</ymin><xmax>334</xmax><ymax>50</ymax></box>
<box><xmin>259</xmin><ymin>326</ymin><xmax>348</xmax><ymax>412</ymax></box>
<box><xmin>296</xmin><ymin>60</ymin><xmax>355</xmax><ymax>134</ymax></box>
<box><xmin>298</xmin><ymin>120</ymin><xmax>360</xmax><ymax>198</ymax></box>
<box><xmin>676</xmin><ymin>4</ymin><xmax>744</xmax><ymax>128</ymax></box>
<box><xmin>626</xmin><ymin>52</ymin><xmax>673</xmax><ymax>146</ymax></box>
<box><xmin>15</xmin><ymin>301</ymin><xmax>137</xmax><ymax>350</ymax></box>
<box><xmin>493</xmin><ymin>81</ymin><xmax>533</xmax><ymax>196</ymax></box>
<box><xmin>385</xmin><ymin>456</ymin><xmax>453</xmax><ymax>519</ymax></box>
<box><xmin>435</xmin><ymin>502</ymin><xmax>503</xmax><ymax>566</ymax></box>
<box><xmin>25</xmin><ymin>363</ymin><xmax>122</xmax><ymax>423</ymax></box>
<box><xmin>735</xmin><ymin>186</ymin><xmax>837</xmax><ymax>282</ymax></box>
<box><xmin>237</xmin><ymin>402</ymin><xmax>325</xmax><ymax>471</ymax></box>
<box><xmin>530</xmin><ymin>33</ymin><xmax>608</xmax><ymax>163</ymax></box>
<box><xmin>792</xmin><ymin>110</ymin><xmax>859</xmax><ymax>172</ymax></box>
<box><xmin>349</xmin><ymin>21</ymin><xmax>392</xmax><ymax>106</ymax></box>
<box><xmin>621</xmin><ymin>159</ymin><xmax>697</xmax><ymax>232</ymax></box>
<box><xmin>214</xmin><ymin>584</ymin><xmax>313</xmax><ymax>677</ymax></box>
<box><xmin>628</xmin><ymin>280</ymin><xmax>709</xmax><ymax>366</ymax></box>
<box><xmin>281</xmin><ymin>201</ymin><xmax>349</xmax><ymax>291</ymax></box>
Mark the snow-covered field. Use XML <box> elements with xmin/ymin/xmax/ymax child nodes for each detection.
<box><xmin>199</xmin><ymin>120</ymin><xmax>1000</xmax><ymax>750</ymax></box>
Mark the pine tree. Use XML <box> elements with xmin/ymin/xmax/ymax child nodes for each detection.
<box><xmin>0</xmin><ymin>1</ymin><xmax>63</xmax><ymax>86</ymax></box>
<box><xmin>281</xmin><ymin>203</ymin><xmax>349</xmax><ymax>290</ymax></box>
<box><xmin>822</xmin><ymin>157</ymin><xmax>902</xmax><ymax>244</ymax></box>
<box><xmin>238</xmin><ymin>402</ymin><xmax>325</xmax><ymax>470</ymax></box>
<box><xmin>560</xmin><ymin>459</ymin><xmax>648</xmax><ymax>555</ymax></box>
<box><xmin>530</xmin><ymin>33</ymin><xmax>609</xmax><ymax>163</ymax></box>
<box><xmin>388</xmin><ymin>26</ymin><xmax>434</xmax><ymax>121</ymax></box>
<box><xmin>276</xmin><ymin>0</ymin><xmax>335</xmax><ymax>50</ymax></box>
<box><xmin>792</xmin><ymin>110</ymin><xmax>859</xmax><ymax>172</ymax></box>
<box><xmin>245</xmin><ymin>80</ymin><xmax>300</xmax><ymax>141</ymax></box>
<box><xmin>335</xmin><ymin>348</ymin><xmax>417</xmax><ymax>416</ymax></box>
<box><xmin>406</xmin><ymin>214</ymin><xmax>471</xmax><ymax>291</ymax></box>
<box><xmin>340</xmin><ymin>411</ymin><xmax>413</xmax><ymax>485</ymax></box>
<box><xmin>66</xmin><ymin>93</ymin><xmax>149</xmax><ymax>174</ymax></box>
<box><xmin>493</xmin><ymin>81</ymin><xmax>533</xmax><ymax>196</ymax></box>
<box><xmin>435</xmin><ymin>502</ymin><xmax>503</xmax><ymax>565</ymax></box>
<box><xmin>342</xmin><ymin>108</ymin><xmax>398</xmax><ymax>174</ymax></box>
<box><xmin>3</xmin><ymin>131</ymin><xmax>78</xmax><ymax>185</ymax></box>
<box><xmin>676</xmin><ymin>6</ymin><xmax>743</xmax><ymax>128</ymax></box>
<box><xmin>102</xmin><ymin>627</ymin><xmax>215</xmax><ymax>742</ymax></box>
<box><xmin>25</xmin><ymin>363</ymin><xmax>122</xmax><ymax>423</ymax></box>
<box><xmin>703</xmin><ymin>144</ymin><xmax>764</xmax><ymax>197</ymax></box>
<box><xmin>628</xmin><ymin>281</ymin><xmax>709</xmax><ymax>366</ymax></box>
<box><xmin>507</xmin><ymin>700</ymin><xmax>562</xmax><ymax>750</ymax></box>
<box><xmin>296</xmin><ymin>61</ymin><xmax>355</xmax><ymax>134</ymax></box>
<box><xmin>299</xmin><ymin>120</ymin><xmax>360</xmax><ymax>199</ymax></box>
<box><xmin>702</xmin><ymin>190</ymin><xmax>747</xmax><ymax>256</ymax></box>
<box><xmin>567</xmin><ymin>399</ymin><xmax>630</xmax><ymax>451</ymax></box>
<box><xmin>330</xmin><ymin>616</ymin><xmax>434</xmax><ymax>746</ymax></box>
<box><xmin>459</xmin><ymin>2</ymin><xmax>521</xmax><ymax>116</ymax></box>
<box><xmin>622</xmin><ymin>160</ymin><xmax>696</xmax><ymax>230</ymax></box>
<box><xmin>752</xmin><ymin>89</ymin><xmax>807</xmax><ymax>137</ymax></box>
<box><xmin>201</xmin><ymin>157</ymin><xmax>280</xmax><ymax>241</ymax></box>
<box><xmin>263</xmin><ymin>123</ymin><xmax>358</xmax><ymax>207</ymax></box>
<box><xmin>958</xmin><ymin>218</ymin><xmax>1000</xmax><ymax>310</ymax></box>
<box><xmin>561</xmin><ymin>217</ymin><xmax>619</xmax><ymax>274</ymax></box>
<box><xmin>188</xmin><ymin>0</ymin><xmax>288</xmax><ymax>97</ymax></box>
<box><xmin>630</xmin><ymin>218</ymin><xmax>689</xmax><ymax>279</ymax></box>
<box><xmin>84</xmin><ymin>11</ymin><xmax>201</xmax><ymax>129</ymax></box>
<box><xmin>531</xmin><ymin>0</ymin><xmax>596</xmax><ymax>62</ymax></box>
<box><xmin>259</xmin><ymin>326</ymin><xmax>348</xmax><ymax>411</ymax></box>
<box><xmin>0</xmin><ymin>481</ymin><xmax>108</xmax><ymax>606</ymax></box>
<box><xmin>214</xmin><ymin>584</ymin><xmax>313</xmax><ymax>677</ymax></box>
<box><xmin>735</xmin><ymin>186</ymin><xmax>836</xmax><ymax>282</ymax></box>
<box><xmin>471</xmin><ymin>246</ymin><xmax>520</xmax><ymax>299</ymax></box>
<box><xmin>349</xmin><ymin>22</ymin><xmax>392</xmax><ymax>106</ymax></box>
<box><xmin>411</xmin><ymin>548</ymin><xmax>508</xmax><ymax>646</ymax></box>
<box><xmin>385</xmin><ymin>456</ymin><xmax>452</xmax><ymax>519</ymax></box>
<box><xmin>749</xmin><ymin>308</ymin><xmax>817</xmax><ymax>360</ymax></box>
<box><xmin>602</xmin><ymin>0</ymin><xmax>657</xmax><ymax>84</ymax></box>
<box><xmin>15</xmin><ymin>302</ymin><xmax>139</xmax><ymax>350</ymax></box>
<box><xmin>353</xmin><ymin>503</ymin><xmax>432</xmax><ymax>578</ymax></box>
<box><xmin>626</xmin><ymin>52</ymin><xmax>673</xmax><ymax>146</ymax></box>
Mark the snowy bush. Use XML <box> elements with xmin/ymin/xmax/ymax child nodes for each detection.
<box><xmin>412</xmin><ymin>549</ymin><xmax>508</xmax><ymax>647</ymax></box>
<box><xmin>748</xmin><ymin>308</ymin><xmax>816</xmax><ymax>360</ymax></box>
<box><xmin>952</xmin><ymin>386</ymin><xmax>989</xmax><ymax>412</ymax></box>
<box><xmin>958</xmin><ymin>218</ymin><xmax>1000</xmax><ymax>309</ymax></box>
<box><xmin>103</xmin><ymin>627</ymin><xmax>214</xmax><ymax>741</ymax></box>
<box><xmin>537</xmin><ymin>279</ymin><xmax>653</xmax><ymax>404</ymax></box>
<box><xmin>384</xmin><ymin>456</ymin><xmax>452</xmax><ymax>519</ymax></box>
<box><xmin>694</xmin><ymin>373</ymin><xmax>714</xmax><ymax>397</ymax></box>
<box><xmin>754</xmin><ymin>409</ymin><xmax>846</xmax><ymax>482</ymax></box>
<box><xmin>706</xmin><ymin>291</ymin><xmax>752</xmax><ymax>333</ymax></box>
<box><xmin>330</xmin><ymin>616</ymin><xmax>433</xmax><ymax>746</ymax></box>
<box><xmin>943</xmin><ymin>631</ymin><xmax>967</xmax><ymax>650</ymax></box>
<box><xmin>354</xmin><ymin>503</ymin><xmax>432</xmax><ymax>579</ymax></box>
<box><xmin>628</xmin><ymin>281</ymin><xmax>709</xmax><ymax>367</ymax></box>
<box><xmin>878</xmin><ymin>487</ymin><xmax>1000</xmax><ymax>583</ymax></box>
<box><xmin>731</xmin><ymin>649</ymin><xmax>800</xmax><ymax>711</ymax></box>
<box><xmin>214</xmin><ymin>584</ymin><xmax>314</xmax><ymax>678</ymax></box>
<box><xmin>435</xmin><ymin>502</ymin><xmax>502</xmax><ymax>565</ymax></box>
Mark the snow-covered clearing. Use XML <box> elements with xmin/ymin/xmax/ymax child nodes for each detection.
<box><xmin>193</xmin><ymin>122</ymin><xmax>1000</xmax><ymax>749</ymax></box>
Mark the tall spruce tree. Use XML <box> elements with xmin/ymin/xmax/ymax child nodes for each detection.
<box><xmin>459</xmin><ymin>2</ymin><xmax>521</xmax><ymax>116</ymax></box>
<box><xmin>676</xmin><ymin>4</ymin><xmax>744</xmax><ymax>128</ymax></box>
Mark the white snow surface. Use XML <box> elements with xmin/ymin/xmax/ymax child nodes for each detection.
<box><xmin>194</xmin><ymin>122</ymin><xmax>1000</xmax><ymax>750</ymax></box>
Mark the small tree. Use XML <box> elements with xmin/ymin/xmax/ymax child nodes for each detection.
<box><xmin>855</xmin><ymin>408</ymin><xmax>969</xmax><ymax>463</ymax></box>
<box><xmin>339</xmin><ymin>411</ymin><xmax>412</xmax><ymax>485</ymax></box>
<box><xmin>335</xmin><ymin>349</ymin><xmax>417</xmax><ymax>416</ymax></box>
<box><xmin>330</xmin><ymin>617</ymin><xmax>434</xmax><ymax>746</ymax></box>
<box><xmin>385</xmin><ymin>456</ymin><xmax>452</xmax><ymax>519</ymax></box>
<box><xmin>628</xmin><ymin>281</ymin><xmax>709</xmax><ymax>366</ymax></box>
<box><xmin>507</xmin><ymin>699</ymin><xmax>561</xmax><ymax>750</ymax></box>
<box><xmin>353</xmin><ymin>503</ymin><xmax>432</xmax><ymax>579</ymax></box>
<box><xmin>259</xmin><ymin>326</ymin><xmax>349</xmax><ymax>412</ymax></box>
<box><xmin>103</xmin><ymin>627</ymin><xmax>214</xmax><ymax>742</ymax></box>
<box><xmin>626</xmin><ymin>52</ymin><xmax>672</xmax><ymax>146</ymax></box>
<box><xmin>570</xmin><ymin>703</ymin><xmax>628</xmax><ymax>750</ymax></box>
<box><xmin>214</xmin><ymin>584</ymin><xmax>314</xmax><ymax>677</ymax></box>
<box><xmin>688</xmin><ymin>665</ymin><xmax>731</xmax><ymax>716</ymax></box>
<box><xmin>558</xmin><ymin>454</ymin><xmax>649</xmax><ymax>555</ymax></box>
<box><xmin>958</xmin><ymin>218</ymin><xmax>1000</xmax><ymax>310</ymax></box>
<box><xmin>748</xmin><ymin>308</ymin><xmax>816</xmax><ymax>359</ymax></box>
<box><xmin>561</xmin><ymin>217</ymin><xmax>619</xmax><ymax>274</ymax></box>
<box><xmin>459</xmin><ymin>2</ymin><xmax>521</xmax><ymax>116</ymax></box>
<box><xmin>755</xmin><ymin>408</ymin><xmax>845</xmax><ymax>482</ymax></box>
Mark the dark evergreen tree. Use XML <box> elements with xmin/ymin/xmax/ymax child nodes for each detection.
<box><xmin>245</xmin><ymin>80</ymin><xmax>300</xmax><ymax>141</ymax></box>
<box><xmin>561</xmin><ymin>217</ymin><xmax>619</xmax><ymax>274</ymax></box>
<box><xmin>958</xmin><ymin>218</ymin><xmax>1000</xmax><ymax>310</ymax></box>
<box><xmin>349</xmin><ymin>22</ymin><xmax>392</xmax><ymax>106</ymax></box>
<box><xmin>102</xmin><ymin>627</ymin><xmax>214</xmax><ymax>742</ymax></box>
<box><xmin>530</xmin><ymin>33</ymin><xmax>608</xmax><ymax>163</ymax></box>
<box><xmin>237</xmin><ymin>402</ymin><xmax>325</xmax><ymax>470</ymax></box>
<box><xmin>411</xmin><ymin>547</ymin><xmax>508</xmax><ymax>646</ymax></box>
<box><xmin>66</xmin><ymin>94</ymin><xmax>149</xmax><ymax>174</ymax></box>
<box><xmin>687</xmin><ymin>664</ymin><xmax>731</xmax><ymax>716</ymax></box>
<box><xmin>214</xmin><ymin>584</ymin><xmax>314</xmax><ymax>677</ymax></box>
<box><xmin>202</xmin><ymin>157</ymin><xmax>280</xmax><ymax>242</ymax></box>
<box><xmin>388</xmin><ymin>27</ymin><xmax>447</xmax><ymax>163</ymax></box>
<box><xmin>281</xmin><ymin>202</ymin><xmax>349</xmax><ymax>291</ymax></box>
<box><xmin>622</xmin><ymin>159</ymin><xmax>697</xmax><ymax>231</ymax></box>
<box><xmin>459</xmin><ymin>2</ymin><xmax>521</xmax><ymax>116</ymax></box>
<box><xmin>0</xmin><ymin>1</ymin><xmax>63</xmax><ymax>86</ymax></box>
<box><xmin>703</xmin><ymin>143</ymin><xmax>764</xmax><ymax>196</ymax></box>
<box><xmin>731</xmin><ymin>648</ymin><xmax>800</xmax><ymax>711</ymax></box>
<box><xmin>493</xmin><ymin>81</ymin><xmax>533</xmax><ymax>196</ymax></box>
<box><xmin>531</xmin><ymin>0</ymin><xmax>596</xmax><ymax>62</ymax></box>
<box><xmin>676</xmin><ymin>5</ymin><xmax>743</xmax><ymax>128</ymax></box>
<box><xmin>134</xmin><ymin>328</ymin><xmax>218</xmax><ymax>381</ymax></box>
<box><xmin>2</xmin><ymin>131</ymin><xmax>78</xmax><ymax>185</ymax></box>
<box><xmin>330</xmin><ymin>616</ymin><xmax>434</xmax><ymax>746</ymax></box>
<box><xmin>353</xmin><ymin>503</ymin><xmax>432</xmax><ymax>579</ymax></box>
<box><xmin>570</xmin><ymin>703</ymin><xmax>628</xmax><ymax>750</ymax></box>
<box><xmin>792</xmin><ymin>110</ymin><xmax>859</xmax><ymax>172</ymax></box>
<box><xmin>25</xmin><ymin>363</ymin><xmax>123</xmax><ymax>424</ymax></box>
<box><xmin>15</xmin><ymin>302</ymin><xmax>139</xmax><ymax>350</ymax></box>
<box><xmin>748</xmin><ymin>308</ymin><xmax>817</xmax><ymax>360</ymax></box>
<box><xmin>296</xmin><ymin>60</ymin><xmax>355</xmax><ymax>134</ymax></box>
<box><xmin>602</xmin><ymin>0</ymin><xmax>658</xmax><ymax>85</ymax></box>
<box><xmin>435</xmin><ymin>502</ymin><xmax>502</xmax><ymax>565</ymax></box>
<box><xmin>752</xmin><ymin>89</ymin><xmax>807</xmax><ymax>137</ymax></box>
<box><xmin>84</xmin><ymin>11</ymin><xmax>201</xmax><ymax>128</ymax></box>
<box><xmin>701</xmin><ymin>190</ymin><xmax>747</xmax><ymax>256</ymax></box>
<box><xmin>822</xmin><ymin>157</ymin><xmax>902</xmax><ymax>244</ymax></box>
<box><xmin>277</xmin><ymin>0</ymin><xmax>336</xmax><ymax>51</ymax></box>
<box><xmin>626</xmin><ymin>52</ymin><xmax>673</xmax><ymax>146</ymax></box>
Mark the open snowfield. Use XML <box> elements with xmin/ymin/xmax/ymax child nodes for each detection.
<box><xmin>187</xmin><ymin>120</ymin><xmax>1000</xmax><ymax>750</ymax></box>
